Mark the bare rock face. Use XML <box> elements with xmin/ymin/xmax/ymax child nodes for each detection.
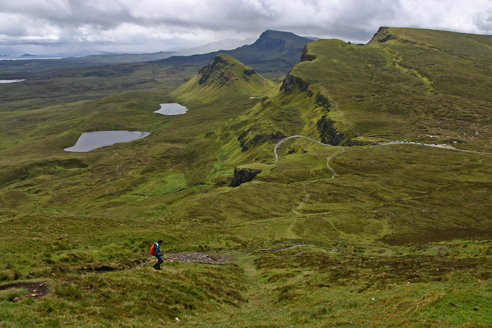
<box><xmin>198</xmin><ymin>55</ymin><xmax>235</xmax><ymax>86</ymax></box>
<box><xmin>316</xmin><ymin>115</ymin><xmax>347</xmax><ymax>146</ymax></box>
<box><xmin>315</xmin><ymin>93</ymin><xmax>331</xmax><ymax>110</ymax></box>
<box><xmin>368</xmin><ymin>27</ymin><xmax>396</xmax><ymax>44</ymax></box>
<box><xmin>232</xmin><ymin>168</ymin><xmax>260</xmax><ymax>187</ymax></box>
<box><xmin>280</xmin><ymin>74</ymin><xmax>310</xmax><ymax>93</ymax></box>
<box><xmin>243</xmin><ymin>69</ymin><xmax>256</xmax><ymax>76</ymax></box>
<box><xmin>300</xmin><ymin>45</ymin><xmax>316</xmax><ymax>62</ymax></box>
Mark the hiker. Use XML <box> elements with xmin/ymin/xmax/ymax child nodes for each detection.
<box><xmin>152</xmin><ymin>239</ymin><xmax>164</xmax><ymax>270</ymax></box>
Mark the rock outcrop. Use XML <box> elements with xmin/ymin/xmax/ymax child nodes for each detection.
<box><xmin>237</xmin><ymin>130</ymin><xmax>285</xmax><ymax>152</ymax></box>
<box><xmin>197</xmin><ymin>55</ymin><xmax>236</xmax><ymax>87</ymax></box>
<box><xmin>315</xmin><ymin>93</ymin><xmax>331</xmax><ymax>111</ymax></box>
<box><xmin>368</xmin><ymin>27</ymin><xmax>396</xmax><ymax>44</ymax></box>
<box><xmin>280</xmin><ymin>74</ymin><xmax>310</xmax><ymax>93</ymax></box>
<box><xmin>316</xmin><ymin>116</ymin><xmax>347</xmax><ymax>146</ymax></box>
<box><xmin>300</xmin><ymin>45</ymin><xmax>317</xmax><ymax>62</ymax></box>
<box><xmin>232</xmin><ymin>168</ymin><xmax>260</xmax><ymax>187</ymax></box>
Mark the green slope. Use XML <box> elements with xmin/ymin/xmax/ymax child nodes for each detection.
<box><xmin>227</xmin><ymin>26</ymin><xmax>492</xmax><ymax>161</ymax></box>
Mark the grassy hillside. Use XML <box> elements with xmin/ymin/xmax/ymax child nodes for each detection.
<box><xmin>1</xmin><ymin>27</ymin><xmax>492</xmax><ymax>327</ymax></box>
<box><xmin>226</xmin><ymin>26</ymin><xmax>492</xmax><ymax>161</ymax></box>
<box><xmin>173</xmin><ymin>54</ymin><xmax>277</xmax><ymax>104</ymax></box>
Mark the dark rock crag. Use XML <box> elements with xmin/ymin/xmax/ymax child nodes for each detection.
<box><xmin>280</xmin><ymin>74</ymin><xmax>310</xmax><ymax>93</ymax></box>
<box><xmin>369</xmin><ymin>27</ymin><xmax>396</xmax><ymax>44</ymax></box>
<box><xmin>300</xmin><ymin>45</ymin><xmax>317</xmax><ymax>62</ymax></box>
<box><xmin>232</xmin><ymin>168</ymin><xmax>260</xmax><ymax>187</ymax></box>
<box><xmin>237</xmin><ymin>130</ymin><xmax>285</xmax><ymax>152</ymax></box>
<box><xmin>315</xmin><ymin>93</ymin><xmax>331</xmax><ymax>111</ymax></box>
<box><xmin>317</xmin><ymin>115</ymin><xmax>356</xmax><ymax>146</ymax></box>
<box><xmin>198</xmin><ymin>55</ymin><xmax>235</xmax><ymax>86</ymax></box>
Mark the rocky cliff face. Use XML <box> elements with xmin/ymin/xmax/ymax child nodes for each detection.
<box><xmin>280</xmin><ymin>74</ymin><xmax>310</xmax><ymax>93</ymax></box>
<box><xmin>237</xmin><ymin>130</ymin><xmax>285</xmax><ymax>152</ymax></box>
<box><xmin>232</xmin><ymin>168</ymin><xmax>260</xmax><ymax>187</ymax></box>
<box><xmin>315</xmin><ymin>93</ymin><xmax>331</xmax><ymax>111</ymax></box>
<box><xmin>300</xmin><ymin>45</ymin><xmax>317</xmax><ymax>62</ymax></box>
<box><xmin>371</xmin><ymin>27</ymin><xmax>395</xmax><ymax>43</ymax></box>
<box><xmin>316</xmin><ymin>116</ymin><xmax>347</xmax><ymax>146</ymax></box>
<box><xmin>198</xmin><ymin>55</ymin><xmax>236</xmax><ymax>87</ymax></box>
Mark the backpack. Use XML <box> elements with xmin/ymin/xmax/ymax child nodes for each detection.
<box><xmin>150</xmin><ymin>243</ymin><xmax>156</xmax><ymax>256</ymax></box>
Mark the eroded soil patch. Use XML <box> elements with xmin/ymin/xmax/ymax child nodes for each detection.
<box><xmin>0</xmin><ymin>281</ymin><xmax>50</xmax><ymax>301</ymax></box>
<box><xmin>164</xmin><ymin>252</ymin><xmax>233</xmax><ymax>264</ymax></box>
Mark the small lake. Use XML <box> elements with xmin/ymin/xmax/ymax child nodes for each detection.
<box><xmin>0</xmin><ymin>79</ymin><xmax>25</xmax><ymax>83</ymax></box>
<box><xmin>154</xmin><ymin>103</ymin><xmax>188</xmax><ymax>115</ymax></box>
<box><xmin>64</xmin><ymin>130</ymin><xmax>150</xmax><ymax>152</ymax></box>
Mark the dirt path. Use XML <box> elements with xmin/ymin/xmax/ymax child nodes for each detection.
<box><xmin>226</xmin><ymin>258</ymin><xmax>280</xmax><ymax>325</ymax></box>
<box><xmin>274</xmin><ymin>135</ymin><xmax>331</xmax><ymax>161</ymax></box>
<box><xmin>327</xmin><ymin>147</ymin><xmax>345</xmax><ymax>179</ymax></box>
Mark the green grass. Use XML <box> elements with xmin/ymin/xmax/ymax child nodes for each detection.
<box><xmin>1</xmin><ymin>26</ymin><xmax>492</xmax><ymax>327</ymax></box>
<box><xmin>0</xmin><ymin>63</ymin><xmax>196</xmax><ymax>112</ymax></box>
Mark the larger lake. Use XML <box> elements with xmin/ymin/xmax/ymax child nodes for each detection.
<box><xmin>0</xmin><ymin>79</ymin><xmax>25</xmax><ymax>83</ymax></box>
<box><xmin>64</xmin><ymin>131</ymin><xmax>150</xmax><ymax>152</ymax></box>
<box><xmin>154</xmin><ymin>103</ymin><xmax>188</xmax><ymax>115</ymax></box>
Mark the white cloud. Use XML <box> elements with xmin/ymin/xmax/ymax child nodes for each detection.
<box><xmin>0</xmin><ymin>0</ymin><xmax>491</xmax><ymax>54</ymax></box>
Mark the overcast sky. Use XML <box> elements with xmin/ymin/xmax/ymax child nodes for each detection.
<box><xmin>1</xmin><ymin>0</ymin><xmax>491</xmax><ymax>55</ymax></box>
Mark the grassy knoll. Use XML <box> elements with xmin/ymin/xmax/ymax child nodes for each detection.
<box><xmin>173</xmin><ymin>54</ymin><xmax>277</xmax><ymax>105</ymax></box>
<box><xmin>1</xmin><ymin>27</ymin><xmax>492</xmax><ymax>327</ymax></box>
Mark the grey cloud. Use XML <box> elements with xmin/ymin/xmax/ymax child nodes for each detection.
<box><xmin>0</xmin><ymin>0</ymin><xmax>491</xmax><ymax>55</ymax></box>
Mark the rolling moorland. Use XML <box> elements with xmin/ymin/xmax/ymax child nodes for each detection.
<box><xmin>1</xmin><ymin>27</ymin><xmax>492</xmax><ymax>327</ymax></box>
<box><xmin>0</xmin><ymin>30</ymin><xmax>310</xmax><ymax>113</ymax></box>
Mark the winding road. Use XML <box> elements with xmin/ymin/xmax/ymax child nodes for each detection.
<box><xmin>274</xmin><ymin>136</ymin><xmax>492</xmax><ymax>163</ymax></box>
<box><xmin>274</xmin><ymin>135</ymin><xmax>332</xmax><ymax>161</ymax></box>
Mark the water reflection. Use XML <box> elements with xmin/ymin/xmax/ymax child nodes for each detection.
<box><xmin>64</xmin><ymin>130</ymin><xmax>150</xmax><ymax>152</ymax></box>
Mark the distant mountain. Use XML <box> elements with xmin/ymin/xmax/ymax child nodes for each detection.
<box><xmin>0</xmin><ymin>30</ymin><xmax>312</xmax><ymax>78</ymax></box>
<box><xmin>172</xmin><ymin>38</ymin><xmax>256</xmax><ymax>56</ymax></box>
<box><xmin>153</xmin><ymin>30</ymin><xmax>314</xmax><ymax>78</ymax></box>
